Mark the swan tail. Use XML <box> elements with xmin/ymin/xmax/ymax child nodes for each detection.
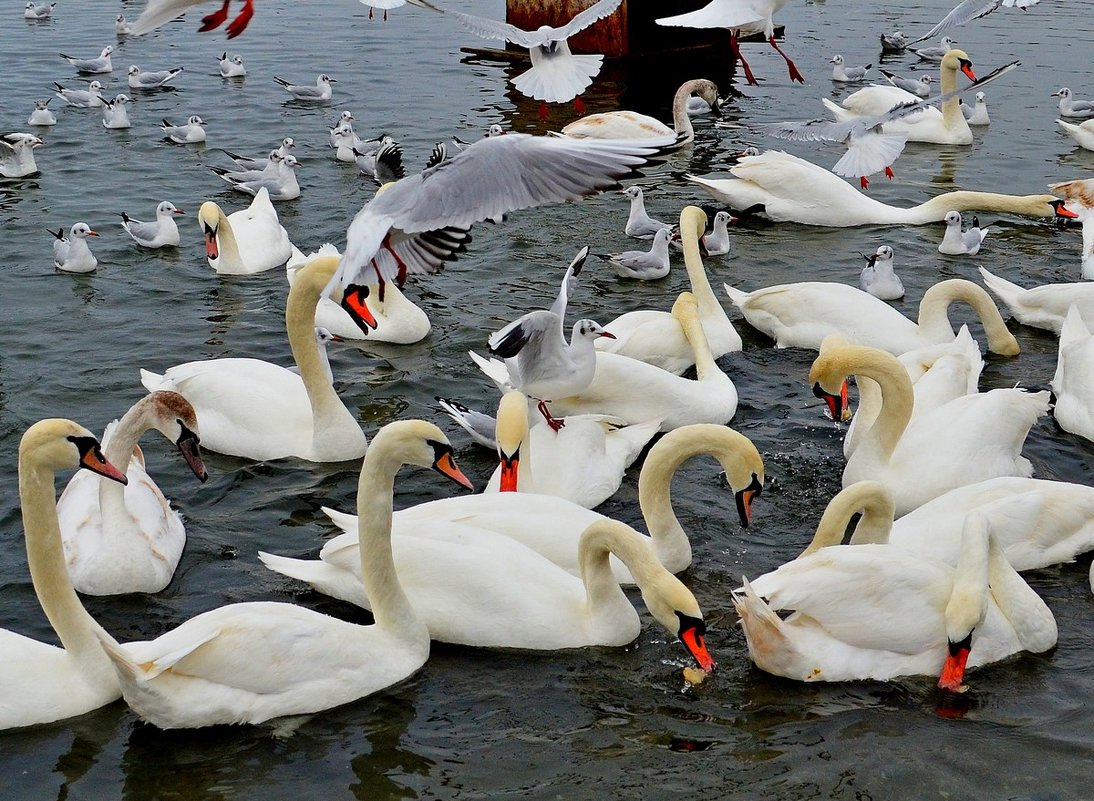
<box><xmin>977</xmin><ymin>266</ymin><xmax>1024</xmax><ymax>310</ymax></box>
<box><xmin>723</xmin><ymin>282</ymin><xmax>749</xmax><ymax>308</ymax></box>
<box><xmin>731</xmin><ymin>578</ymin><xmax>796</xmax><ymax>670</ymax></box>
<box><xmin>821</xmin><ymin>97</ymin><xmax>856</xmax><ymax>122</ymax></box>
<box><xmin>319</xmin><ymin>505</ymin><xmax>358</xmax><ymax>535</ymax></box>
<box><xmin>608</xmin><ymin>416</ymin><xmax>664</xmax><ymax>466</ymax></box>
<box><xmin>139</xmin><ymin>368</ymin><xmax>169</xmax><ymax>393</ymax></box>
<box><xmin>92</xmin><ymin>629</ymin><xmax>142</xmax><ymax>681</ymax></box>
<box><xmin>257</xmin><ymin>551</ymin><xmax>344</xmax><ymax>593</ymax></box>
<box><xmin>1060</xmin><ymin>305</ymin><xmax>1091</xmax><ymax>348</ymax></box>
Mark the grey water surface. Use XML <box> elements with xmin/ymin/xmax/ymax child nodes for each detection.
<box><xmin>1</xmin><ymin>0</ymin><xmax>1092</xmax><ymax>798</ymax></box>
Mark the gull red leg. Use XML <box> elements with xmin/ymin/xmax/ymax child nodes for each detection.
<box><xmin>768</xmin><ymin>36</ymin><xmax>805</xmax><ymax>84</ymax></box>
<box><xmin>199</xmin><ymin>0</ymin><xmax>230</xmax><ymax>32</ymax></box>
<box><xmin>860</xmin><ymin>176</ymin><xmax>870</xmax><ymax>190</ymax></box>
<box><xmin>885</xmin><ymin>166</ymin><xmax>895</xmax><ymax>180</ymax></box>
<box><xmin>730</xmin><ymin>32</ymin><xmax>758</xmax><ymax>86</ymax></box>
<box><xmin>574</xmin><ymin>96</ymin><xmax>586</xmax><ymax>115</ymax></box>
<box><xmin>537</xmin><ymin>400</ymin><xmax>565</xmax><ymax>432</ymax></box>
<box><xmin>225</xmin><ymin>0</ymin><xmax>255</xmax><ymax>38</ymax></box>
<box><xmin>538</xmin><ymin>100</ymin><xmax>549</xmax><ymax>121</ymax></box>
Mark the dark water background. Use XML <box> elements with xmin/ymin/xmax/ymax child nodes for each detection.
<box><xmin>1</xmin><ymin>0</ymin><xmax>1092</xmax><ymax>798</ymax></box>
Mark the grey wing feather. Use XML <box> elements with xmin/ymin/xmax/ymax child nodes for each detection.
<box><xmin>910</xmin><ymin>0</ymin><xmax>1037</xmax><ymax>44</ymax></box>
<box><xmin>833</xmin><ymin>131</ymin><xmax>909</xmax><ymax>178</ymax></box>
<box><xmin>405</xmin><ymin>0</ymin><xmax>537</xmax><ymax>45</ymax></box>
<box><xmin>873</xmin><ymin>61</ymin><xmax>1019</xmax><ymax>125</ymax></box>
<box><xmin>548</xmin><ymin>246</ymin><xmax>589</xmax><ymax>320</ymax></box>
<box><xmin>551</xmin><ymin>0</ymin><xmax>624</xmax><ymax>40</ymax></box>
<box><xmin>488</xmin><ymin>310</ymin><xmax>558</xmax><ymax>357</ymax></box>
<box><xmin>125</xmin><ymin>219</ymin><xmax>159</xmax><ymax>240</ymax></box>
<box><xmin>758</xmin><ymin>118</ymin><xmax>858</xmax><ymax>143</ymax></box>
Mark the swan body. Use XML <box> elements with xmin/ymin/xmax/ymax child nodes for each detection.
<box><xmin>121</xmin><ymin>201</ymin><xmax>184</xmax><ymax>248</ymax></box>
<box><xmin>561</xmin><ymin>79</ymin><xmax>720</xmax><ymax>145</ymax></box>
<box><xmin>597</xmin><ymin>206</ymin><xmax>741</xmax><ymax>374</ymax></box>
<box><xmin>140</xmin><ymin>257</ymin><xmax>368</xmax><ymax>462</ymax></box>
<box><xmin>734</xmin><ymin>512</ymin><xmax>1057</xmax><ymax>687</ymax></box>
<box><xmin>285</xmin><ymin>423</ymin><xmax>763</xmax><ymax>587</ymax></box>
<box><xmin>979</xmin><ymin>266</ymin><xmax>1094</xmax><ymax>333</ymax></box>
<box><xmin>51</xmin><ymin>222</ymin><xmax>98</xmax><ymax>273</ymax></box>
<box><xmin>92</xmin><ymin>421</ymin><xmax>467</xmax><ymax>729</ymax></box>
<box><xmin>724</xmin><ymin>278</ymin><xmax>1018</xmax><ymax>355</ymax></box>
<box><xmin>687</xmin><ymin>150</ymin><xmax>1062</xmax><ymax>227</ymax></box>
<box><xmin>810</xmin><ymin>343</ymin><xmax>1049</xmax><ymax>514</ymax></box>
<box><xmin>198</xmin><ymin>187</ymin><xmax>294</xmax><ymax>274</ymax></box>
<box><xmin>0</xmin><ymin>420</ymin><xmax>130</xmax><ymax>729</ymax></box>
<box><xmin>1058</xmin><ymin>118</ymin><xmax>1094</xmax><ymax>151</ymax></box>
<box><xmin>1051</xmin><ymin>305</ymin><xmax>1094</xmax><ymax>442</ymax></box>
<box><xmin>56</xmin><ymin>392</ymin><xmax>207</xmax><ymax>595</ymax></box>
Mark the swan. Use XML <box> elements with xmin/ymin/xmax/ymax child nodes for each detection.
<box><xmin>687</xmin><ymin>150</ymin><xmax>1066</xmax><ymax>227</ymax></box>
<box><xmin>140</xmin><ymin>256</ymin><xmax>369</xmax><ymax>462</ymax></box>
<box><xmin>0</xmin><ymin>420</ymin><xmax>130</xmax><ymax>730</ymax></box>
<box><xmin>261</xmin><ymin>515</ymin><xmax>716</xmax><ymax>671</ymax></box>
<box><xmin>560</xmin><ymin>79</ymin><xmax>720</xmax><ymax>145</ymax></box>
<box><xmin>478</xmin><ymin>390</ymin><xmax>661</xmax><ymax>509</ymax></box>
<box><xmin>979</xmin><ymin>266</ymin><xmax>1094</xmax><ymax>333</ymax></box>
<box><xmin>724</xmin><ymin>277</ymin><xmax>1019</xmax><ymax>355</ymax></box>
<box><xmin>56</xmin><ymin>392</ymin><xmax>208</xmax><ymax>596</ymax></box>
<box><xmin>734</xmin><ymin>511</ymin><xmax>1057</xmax><ymax>688</ymax></box>
<box><xmin>1051</xmin><ymin>305</ymin><xmax>1094</xmax><ymax>442</ymax></box>
<box><xmin>286</xmin><ymin>244</ymin><xmax>430</xmax><ymax>344</ymax></box>
<box><xmin>1058</xmin><ymin>118</ymin><xmax>1094</xmax><ymax>151</ymax></box>
<box><xmin>810</xmin><ymin>342</ymin><xmax>1049</xmax><ymax>514</ymax></box>
<box><xmin>595</xmin><ymin>205</ymin><xmax>742</xmax><ymax>375</ymax></box>
<box><xmin>198</xmin><ymin>187</ymin><xmax>295</xmax><ymax>275</ymax></box>
<box><xmin>268</xmin><ymin>423</ymin><xmax>764</xmax><ymax>589</ymax></box>
<box><xmin>91</xmin><ymin>420</ymin><xmax>470</xmax><ymax>729</ymax></box>
<box><xmin>821</xmin><ymin>49</ymin><xmax>978</xmax><ymax>144</ymax></box>
<box><xmin>801</xmin><ymin>477</ymin><xmax>1094</xmax><ymax>577</ymax></box>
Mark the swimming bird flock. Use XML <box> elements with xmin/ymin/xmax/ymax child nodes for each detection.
<box><xmin>3</xmin><ymin>1</ymin><xmax>1093</xmax><ymax>779</ymax></box>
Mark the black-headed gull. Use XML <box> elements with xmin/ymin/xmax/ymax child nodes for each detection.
<box><xmin>403</xmin><ymin>0</ymin><xmax>623</xmax><ymax>117</ymax></box>
<box><xmin>218</xmin><ymin>53</ymin><xmax>246</xmax><ymax>77</ymax></box>
<box><xmin>0</xmin><ymin>133</ymin><xmax>44</xmax><ymax>178</ymax></box>
<box><xmin>879</xmin><ymin>31</ymin><xmax>909</xmax><ymax>52</ymax></box>
<box><xmin>160</xmin><ymin>115</ymin><xmax>207</xmax><ymax>143</ymax></box>
<box><xmin>354</xmin><ymin>138</ymin><xmax>405</xmax><ymax>184</ymax></box>
<box><xmin>938</xmin><ymin>210</ymin><xmax>991</xmax><ymax>255</ymax></box>
<box><xmin>594</xmin><ymin>228</ymin><xmax>672</xmax><ymax>280</ymax></box>
<box><xmin>28</xmin><ymin>99</ymin><xmax>56</xmax><ymax>126</ymax></box>
<box><xmin>274</xmin><ymin>74</ymin><xmax>335</xmax><ymax>101</ymax></box>
<box><xmin>880</xmin><ymin>70</ymin><xmax>933</xmax><ymax>97</ymax></box>
<box><xmin>130</xmin><ymin>0</ymin><xmax>257</xmax><ymax>39</ymax></box>
<box><xmin>116</xmin><ymin>14</ymin><xmax>132</xmax><ymax>35</ymax></box>
<box><xmin>59</xmin><ymin>46</ymin><xmax>114</xmax><ymax>74</ymax></box>
<box><xmin>51</xmin><ymin>223</ymin><xmax>99</xmax><ymax>273</ymax></box>
<box><xmin>621</xmin><ymin>185</ymin><xmax>672</xmax><ymax>239</ymax></box>
<box><xmin>128</xmin><ymin>65</ymin><xmax>184</xmax><ymax>89</ymax></box>
<box><xmin>24</xmin><ymin>2</ymin><xmax>55</xmax><ymax>20</ymax></box>
<box><xmin>656</xmin><ymin>0</ymin><xmax>804</xmax><ymax>86</ymax></box>
<box><xmin>670</xmin><ymin>209</ymin><xmax>739</xmax><ymax>256</ymax></box>
<box><xmin>911</xmin><ymin>37</ymin><xmax>956</xmax><ymax>62</ymax></box>
<box><xmin>859</xmin><ymin>246</ymin><xmax>904</xmax><ymax>300</ymax></box>
<box><xmin>830</xmin><ymin>55</ymin><xmax>872</xmax><ymax>83</ymax></box>
<box><xmin>219</xmin><ymin>138</ymin><xmax>293</xmax><ymax>172</ymax></box>
<box><xmin>214</xmin><ymin>154</ymin><xmax>300</xmax><ymax>201</ymax></box>
<box><xmin>121</xmin><ymin>201</ymin><xmax>185</xmax><ymax>248</ymax></box>
<box><xmin>962</xmin><ymin>91</ymin><xmax>990</xmax><ymax>125</ymax></box>
<box><xmin>1054</xmin><ymin>87</ymin><xmax>1094</xmax><ymax>119</ymax></box>
<box><xmin>908</xmin><ymin>0</ymin><xmax>1040</xmax><ymax>46</ymax></box>
<box><xmin>53</xmin><ymin>80</ymin><xmax>104</xmax><ymax>108</ymax></box>
<box><xmin>101</xmin><ymin>94</ymin><xmax>134</xmax><ymax>129</ymax></box>
<box><xmin>332</xmin><ymin>133</ymin><xmax>675</xmax><ymax>326</ymax></box>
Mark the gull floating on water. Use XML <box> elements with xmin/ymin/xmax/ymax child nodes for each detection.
<box><xmin>962</xmin><ymin>91</ymin><xmax>990</xmax><ymax>124</ymax></box>
<box><xmin>594</xmin><ymin>228</ymin><xmax>672</xmax><ymax>280</ymax></box>
<box><xmin>218</xmin><ymin>52</ymin><xmax>246</xmax><ymax>77</ymax></box>
<box><xmin>214</xmin><ymin>153</ymin><xmax>301</xmax><ymax>201</ymax></box>
<box><xmin>24</xmin><ymin>2</ymin><xmax>55</xmax><ymax>20</ymax></box>
<box><xmin>880</xmin><ymin>69</ymin><xmax>933</xmax><ymax>97</ymax></box>
<box><xmin>938</xmin><ymin>210</ymin><xmax>991</xmax><ymax>255</ymax></box>
<box><xmin>0</xmin><ymin>133</ymin><xmax>44</xmax><ymax>178</ymax></box>
<box><xmin>121</xmin><ymin>201</ymin><xmax>185</xmax><ymax>248</ymax></box>
<box><xmin>1053</xmin><ymin>87</ymin><xmax>1094</xmax><ymax>119</ymax></box>
<box><xmin>116</xmin><ymin>14</ymin><xmax>132</xmax><ymax>35</ymax></box>
<box><xmin>130</xmin><ymin>0</ymin><xmax>258</xmax><ymax>39</ymax></box>
<box><xmin>830</xmin><ymin>55</ymin><xmax>872</xmax><ymax>83</ymax></box>
<box><xmin>220</xmin><ymin>138</ymin><xmax>294</xmax><ymax>172</ymax></box>
<box><xmin>101</xmin><ymin>94</ymin><xmax>134</xmax><ymax>129</ymax></box>
<box><xmin>51</xmin><ymin>223</ymin><xmax>99</xmax><ymax>273</ymax></box>
<box><xmin>274</xmin><ymin>74</ymin><xmax>335</xmax><ymax>101</ymax></box>
<box><xmin>911</xmin><ymin>37</ymin><xmax>956</xmax><ymax>62</ymax></box>
<box><xmin>879</xmin><ymin>30</ymin><xmax>909</xmax><ymax>52</ymax></box>
<box><xmin>53</xmin><ymin>80</ymin><xmax>104</xmax><ymax>108</ymax></box>
<box><xmin>128</xmin><ymin>65</ymin><xmax>184</xmax><ymax>89</ymax></box>
<box><xmin>621</xmin><ymin>185</ymin><xmax>672</xmax><ymax>239</ymax></box>
<box><xmin>27</xmin><ymin>99</ymin><xmax>56</xmax><ymax>126</ymax></box>
<box><xmin>59</xmin><ymin>46</ymin><xmax>114</xmax><ymax>74</ymax></box>
<box><xmin>859</xmin><ymin>245</ymin><xmax>904</xmax><ymax>300</ymax></box>
<box><xmin>161</xmin><ymin>115</ymin><xmax>207</xmax><ymax>144</ymax></box>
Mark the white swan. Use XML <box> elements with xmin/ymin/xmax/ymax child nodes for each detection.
<box><xmin>560</xmin><ymin>79</ymin><xmax>720</xmax><ymax>145</ymax></box>
<box><xmin>198</xmin><ymin>187</ymin><xmax>294</xmax><ymax>275</ymax></box>
<box><xmin>734</xmin><ymin>511</ymin><xmax>1057</xmax><ymax>688</ymax></box>
<box><xmin>979</xmin><ymin>266</ymin><xmax>1094</xmax><ymax>334</ymax></box>
<box><xmin>810</xmin><ymin>343</ymin><xmax>1049</xmax><ymax>514</ymax></box>
<box><xmin>821</xmin><ymin>49</ymin><xmax>978</xmax><ymax>144</ymax></box>
<box><xmin>1051</xmin><ymin>305</ymin><xmax>1094</xmax><ymax>442</ymax></box>
<box><xmin>0</xmin><ymin>420</ymin><xmax>129</xmax><ymax>729</ymax></box>
<box><xmin>687</xmin><ymin>150</ymin><xmax>1065</xmax><ymax>227</ymax></box>
<box><xmin>91</xmin><ymin>420</ymin><xmax>469</xmax><ymax>729</ymax></box>
<box><xmin>724</xmin><ymin>277</ymin><xmax>1019</xmax><ymax>356</ymax></box>
<box><xmin>56</xmin><ymin>392</ymin><xmax>208</xmax><ymax>596</ymax></box>
<box><xmin>261</xmin><ymin>516</ymin><xmax>716</xmax><ymax>671</ymax></box>
<box><xmin>1058</xmin><ymin>118</ymin><xmax>1094</xmax><ymax>151</ymax></box>
<box><xmin>286</xmin><ymin>245</ymin><xmax>430</xmax><ymax>344</ymax></box>
<box><xmin>268</xmin><ymin>423</ymin><xmax>763</xmax><ymax>589</ymax></box>
<box><xmin>596</xmin><ymin>205</ymin><xmax>742</xmax><ymax>375</ymax></box>
<box><xmin>480</xmin><ymin>390</ymin><xmax>661</xmax><ymax>509</ymax></box>
<box><xmin>140</xmin><ymin>256</ymin><xmax>368</xmax><ymax>462</ymax></box>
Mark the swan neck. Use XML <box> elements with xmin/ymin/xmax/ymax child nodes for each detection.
<box><xmin>579</xmin><ymin>522</ymin><xmax>655</xmax><ymax>613</ymax></box>
<box><xmin>801</xmin><ymin>482</ymin><xmax>894</xmax><ymax>556</ymax></box>
<box><xmin>680</xmin><ymin>228</ymin><xmax>721</xmax><ymax>314</ymax></box>
<box><xmin>911</xmin><ymin>192</ymin><xmax>1056</xmax><ymax>224</ymax></box>
<box><xmin>670</xmin><ymin>83</ymin><xmax>697</xmax><ymax>140</ymax></box>
<box><xmin>917</xmin><ymin>280</ymin><xmax>1016</xmax><ymax>354</ymax></box>
<box><xmin>215</xmin><ymin>208</ymin><xmax>245</xmax><ymax>271</ymax></box>
<box><xmin>836</xmin><ymin>347</ymin><xmax>913</xmax><ymax>460</ymax></box>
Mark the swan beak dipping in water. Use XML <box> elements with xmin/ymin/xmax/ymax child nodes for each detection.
<box><xmin>811</xmin><ymin>379</ymin><xmax>853</xmax><ymax>423</ymax></box>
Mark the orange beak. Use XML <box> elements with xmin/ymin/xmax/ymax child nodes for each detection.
<box><xmin>498</xmin><ymin>452</ymin><xmax>519</xmax><ymax>492</ymax></box>
<box><xmin>340</xmin><ymin>284</ymin><xmax>379</xmax><ymax>333</ymax></box>
<box><xmin>78</xmin><ymin>441</ymin><xmax>128</xmax><ymax>485</ymax></box>
<box><xmin>679</xmin><ymin>617</ymin><xmax>717</xmax><ymax>674</ymax></box>
<box><xmin>734</xmin><ymin>473</ymin><xmax>763</xmax><ymax>527</ymax></box>
<box><xmin>960</xmin><ymin>61</ymin><xmax>976</xmax><ymax>82</ymax></box>
<box><xmin>938</xmin><ymin>635</ymin><xmax>972</xmax><ymax>693</ymax></box>
<box><xmin>432</xmin><ymin>447</ymin><xmax>474</xmax><ymax>491</ymax></box>
<box><xmin>813</xmin><ymin>380</ymin><xmax>851</xmax><ymax>423</ymax></box>
<box><xmin>86</xmin><ymin>230</ymin><xmax>100</xmax><ymax>237</ymax></box>
<box><xmin>204</xmin><ymin>223</ymin><xmax>219</xmax><ymax>260</ymax></box>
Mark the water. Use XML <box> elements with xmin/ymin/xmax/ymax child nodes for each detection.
<box><xmin>1</xmin><ymin>0</ymin><xmax>1092</xmax><ymax>798</ymax></box>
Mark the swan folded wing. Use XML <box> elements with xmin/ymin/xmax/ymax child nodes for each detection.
<box><xmin>656</xmin><ymin>0</ymin><xmax>769</xmax><ymax>30</ymax></box>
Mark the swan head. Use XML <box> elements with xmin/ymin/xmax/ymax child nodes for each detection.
<box><xmin>147</xmin><ymin>391</ymin><xmax>208</xmax><ymax>482</ymax></box>
<box><xmin>939</xmin><ymin>512</ymin><xmax>992</xmax><ymax>693</ymax></box>
<box><xmin>640</xmin><ymin>571</ymin><xmax>716</xmax><ymax>674</ymax></box>
<box><xmin>198</xmin><ymin>201</ymin><xmax>224</xmax><ymax>260</ymax></box>
<box><xmin>20</xmin><ymin>419</ymin><xmax>127</xmax><ymax>484</ymax></box>
<box><xmin>369</xmin><ymin>420</ymin><xmax>474</xmax><ymax>491</ymax></box>
<box><xmin>494</xmin><ymin>391</ymin><xmax>528</xmax><ymax>492</ymax></box>
<box><xmin>940</xmin><ymin>49</ymin><xmax>975</xmax><ymax>81</ymax></box>
<box><xmin>810</xmin><ymin>338</ymin><xmax>866</xmax><ymax>424</ymax></box>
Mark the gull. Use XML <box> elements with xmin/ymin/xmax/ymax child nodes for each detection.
<box><xmin>880</xmin><ymin>70</ymin><xmax>933</xmax><ymax>97</ymax></box>
<box><xmin>214</xmin><ymin>154</ymin><xmax>300</xmax><ymax>201</ymax></box>
<box><xmin>160</xmin><ymin>115</ymin><xmax>207</xmax><ymax>144</ymax></box>
<box><xmin>907</xmin><ymin>0</ymin><xmax>1040</xmax><ymax>46</ymax></box>
<box><xmin>129</xmin><ymin>0</ymin><xmax>258</xmax><ymax>39</ymax></box>
<box><xmin>51</xmin><ymin>223</ymin><xmax>99</xmax><ymax>273</ymax></box>
<box><xmin>859</xmin><ymin>245</ymin><xmax>904</xmax><ymax>300</ymax></box>
<box><xmin>938</xmin><ymin>210</ymin><xmax>990</xmax><ymax>255</ymax></box>
<box><xmin>831</xmin><ymin>55</ymin><xmax>872</xmax><ymax>83</ymax></box>
<box><xmin>330</xmin><ymin>123</ymin><xmax>366</xmax><ymax>162</ymax></box>
<box><xmin>128</xmin><ymin>65</ymin><xmax>184</xmax><ymax>89</ymax></box>
<box><xmin>360</xmin><ymin>0</ymin><xmax>404</xmax><ymax>21</ymax></box>
<box><xmin>879</xmin><ymin>31</ymin><xmax>909</xmax><ymax>52</ymax></box>
<box><xmin>216</xmin><ymin>150</ymin><xmax>284</xmax><ymax>183</ymax></box>
<box><xmin>0</xmin><ymin>133</ymin><xmax>44</xmax><ymax>178</ymax></box>
<box><xmin>53</xmin><ymin>80</ymin><xmax>104</xmax><ymax>108</ymax></box>
<box><xmin>28</xmin><ymin>99</ymin><xmax>56</xmax><ymax>126</ymax></box>
<box><xmin>274</xmin><ymin>74</ymin><xmax>335</xmax><ymax>101</ymax></box>
<box><xmin>354</xmin><ymin>138</ymin><xmax>405</xmax><ymax>184</ymax></box>
<box><xmin>329</xmin><ymin>111</ymin><xmax>357</xmax><ymax>148</ymax></box>
<box><xmin>403</xmin><ymin>0</ymin><xmax>624</xmax><ymax>117</ymax></box>
<box><xmin>116</xmin><ymin>15</ymin><xmax>133</xmax><ymax>35</ymax></box>
<box><xmin>218</xmin><ymin>53</ymin><xmax>246</xmax><ymax>77</ymax></box>
<box><xmin>101</xmin><ymin>94</ymin><xmax>134</xmax><ymax>129</ymax></box>
<box><xmin>621</xmin><ymin>185</ymin><xmax>672</xmax><ymax>239</ymax></box>
<box><xmin>59</xmin><ymin>46</ymin><xmax>114</xmax><ymax>74</ymax></box>
<box><xmin>331</xmin><ymin>132</ymin><xmax>676</xmax><ymax>326</ymax></box>
<box><xmin>910</xmin><ymin>37</ymin><xmax>956</xmax><ymax>62</ymax></box>
<box><xmin>1053</xmin><ymin>87</ymin><xmax>1094</xmax><ymax>119</ymax></box>
<box><xmin>656</xmin><ymin>0</ymin><xmax>804</xmax><ymax>87</ymax></box>
<box><xmin>121</xmin><ymin>201</ymin><xmax>185</xmax><ymax>248</ymax></box>
<box><xmin>757</xmin><ymin>61</ymin><xmax>1018</xmax><ymax>188</ymax></box>
<box><xmin>962</xmin><ymin>91</ymin><xmax>990</xmax><ymax>125</ymax></box>
<box><xmin>670</xmin><ymin>209</ymin><xmax>740</xmax><ymax>256</ymax></box>
<box><xmin>24</xmin><ymin>2</ymin><xmax>55</xmax><ymax>19</ymax></box>
<box><xmin>219</xmin><ymin>137</ymin><xmax>294</xmax><ymax>171</ymax></box>
<box><xmin>594</xmin><ymin>228</ymin><xmax>672</xmax><ymax>280</ymax></box>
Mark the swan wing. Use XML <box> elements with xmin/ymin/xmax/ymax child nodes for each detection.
<box><xmin>656</xmin><ymin>0</ymin><xmax>769</xmax><ymax>30</ymax></box>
